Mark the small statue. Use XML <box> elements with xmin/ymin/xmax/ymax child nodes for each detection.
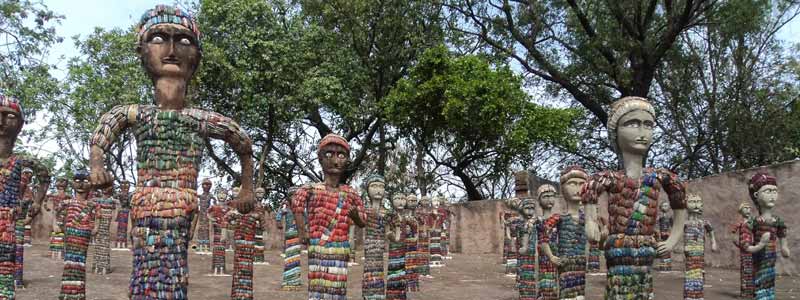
<box><xmin>403</xmin><ymin>193</ymin><xmax>422</xmax><ymax>291</ymax></box>
<box><xmin>536</xmin><ymin>184</ymin><xmax>559</xmax><ymax>300</ymax></box>
<box><xmin>429</xmin><ymin>196</ymin><xmax>446</xmax><ymax>267</ymax></box>
<box><xmin>362</xmin><ymin>174</ymin><xmax>387</xmax><ymax>300</ymax></box>
<box><xmin>500</xmin><ymin>206</ymin><xmax>520</xmax><ymax>275</ymax></box>
<box><xmin>225</xmin><ymin>199</ymin><xmax>263</xmax><ymax>300</ymax></box>
<box><xmin>683</xmin><ymin>193</ymin><xmax>718</xmax><ymax>300</ymax></box>
<box><xmin>655</xmin><ymin>201</ymin><xmax>673</xmax><ymax>271</ymax></box>
<box><xmin>746</xmin><ymin>172</ymin><xmax>790</xmax><ymax>300</ymax></box>
<box><xmin>194</xmin><ymin>178</ymin><xmax>214</xmax><ymax>254</ymax></box>
<box><xmin>114</xmin><ymin>180</ymin><xmax>131</xmax><ymax>249</ymax></box>
<box><xmin>582</xmin><ymin>96</ymin><xmax>688</xmax><ymax>299</ymax></box>
<box><xmin>14</xmin><ymin>168</ymin><xmax>33</xmax><ymax>287</ymax></box>
<box><xmin>253</xmin><ymin>187</ymin><xmax>268</xmax><ymax>264</ymax></box>
<box><xmin>59</xmin><ymin>170</ymin><xmax>96</xmax><ymax>300</ymax></box>
<box><xmin>47</xmin><ymin>178</ymin><xmax>70</xmax><ymax>259</ymax></box>
<box><xmin>731</xmin><ymin>202</ymin><xmax>755</xmax><ymax>299</ymax></box>
<box><xmin>92</xmin><ymin>186</ymin><xmax>116</xmax><ymax>274</ymax></box>
<box><xmin>278</xmin><ymin>186</ymin><xmax>302</xmax><ymax>290</ymax></box>
<box><xmin>88</xmin><ymin>5</ymin><xmax>255</xmax><ymax>298</ymax></box>
<box><xmin>513</xmin><ymin>171</ymin><xmax>536</xmax><ymax>300</ymax></box>
<box><xmin>386</xmin><ymin>194</ymin><xmax>409</xmax><ymax>300</ymax></box>
<box><xmin>541</xmin><ymin>166</ymin><xmax>589</xmax><ymax>300</ymax></box>
<box><xmin>208</xmin><ymin>189</ymin><xmax>231</xmax><ymax>276</ymax></box>
<box><xmin>289</xmin><ymin>134</ymin><xmax>366</xmax><ymax>300</ymax></box>
<box><xmin>416</xmin><ymin>196</ymin><xmax>433</xmax><ymax>279</ymax></box>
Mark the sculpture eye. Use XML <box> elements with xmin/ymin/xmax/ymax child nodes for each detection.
<box><xmin>150</xmin><ymin>36</ymin><xmax>164</xmax><ymax>43</ymax></box>
<box><xmin>337</xmin><ymin>153</ymin><xmax>346</xmax><ymax>159</ymax></box>
<box><xmin>179</xmin><ymin>38</ymin><xmax>192</xmax><ymax>46</ymax></box>
<box><xmin>325</xmin><ymin>152</ymin><xmax>333</xmax><ymax>158</ymax></box>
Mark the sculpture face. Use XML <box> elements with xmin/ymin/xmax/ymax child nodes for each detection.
<box><xmin>120</xmin><ymin>181</ymin><xmax>130</xmax><ymax>192</ymax></box>
<box><xmin>216</xmin><ymin>190</ymin><xmax>227</xmax><ymax>203</ymax></box>
<box><xmin>420</xmin><ymin>196</ymin><xmax>431</xmax><ymax>208</ymax></box>
<box><xmin>521</xmin><ymin>200</ymin><xmax>536</xmax><ymax>218</ymax></box>
<box><xmin>104</xmin><ymin>186</ymin><xmax>114</xmax><ymax>197</ymax></box>
<box><xmin>561</xmin><ymin>177</ymin><xmax>585</xmax><ymax>203</ymax></box>
<box><xmin>255</xmin><ymin>187</ymin><xmax>266</xmax><ymax>199</ymax></box>
<box><xmin>367</xmin><ymin>182</ymin><xmax>385</xmax><ymax>202</ymax></box>
<box><xmin>138</xmin><ymin>23</ymin><xmax>200</xmax><ymax>82</ymax></box>
<box><xmin>754</xmin><ymin>184</ymin><xmax>778</xmax><ymax>211</ymax></box>
<box><xmin>405</xmin><ymin>194</ymin><xmax>418</xmax><ymax>209</ymax></box>
<box><xmin>319</xmin><ymin>144</ymin><xmax>349</xmax><ymax>176</ymax></box>
<box><xmin>433</xmin><ymin>197</ymin><xmax>442</xmax><ymax>208</ymax></box>
<box><xmin>392</xmin><ymin>195</ymin><xmax>406</xmax><ymax>211</ymax></box>
<box><xmin>660</xmin><ymin>201</ymin><xmax>670</xmax><ymax>213</ymax></box>
<box><xmin>539</xmin><ymin>192</ymin><xmax>556</xmax><ymax>210</ymax></box>
<box><xmin>201</xmin><ymin>181</ymin><xmax>212</xmax><ymax>192</ymax></box>
<box><xmin>687</xmin><ymin>194</ymin><xmax>703</xmax><ymax>214</ymax></box>
<box><xmin>739</xmin><ymin>204</ymin><xmax>752</xmax><ymax>219</ymax></box>
<box><xmin>73</xmin><ymin>177</ymin><xmax>90</xmax><ymax>194</ymax></box>
<box><xmin>55</xmin><ymin>179</ymin><xmax>68</xmax><ymax>191</ymax></box>
<box><xmin>616</xmin><ymin>110</ymin><xmax>654</xmax><ymax>156</ymax></box>
<box><xmin>0</xmin><ymin>107</ymin><xmax>22</xmax><ymax>139</ymax></box>
<box><xmin>232</xmin><ymin>187</ymin><xmax>240</xmax><ymax>198</ymax></box>
<box><xmin>21</xmin><ymin>170</ymin><xmax>32</xmax><ymax>182</ymax></box>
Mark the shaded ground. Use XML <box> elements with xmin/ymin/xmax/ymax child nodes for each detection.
<box><xmin>17</xmin><ymin>244</ymin><xmax>798</xmax><ymax>299</ymax></box>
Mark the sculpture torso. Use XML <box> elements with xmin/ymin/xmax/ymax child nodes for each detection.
<box><xmin>0</xmin><ymin>156</ymin><xmax>24</xmax><ymax>209</ymax></box>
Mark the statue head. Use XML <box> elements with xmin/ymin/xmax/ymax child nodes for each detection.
<box><xmin>0</xmin><ymin>95</ymin><xmax>23</xmax><ymax>142</ymax></box>
<box><xmin>364</xmin><ymin>174</ymin><xmax>385</xmax><ymax>203</ymax></box>
<box><xmin>405</xmin><ymin>193</ymin><xmax>418</xmax><ymax>209</ymax></box>
<box><xmin>317</xmin><ymin>134</ymin><xmax>350</xmax><ymax>177</ymax></box>
<box><xmin>392</xmin><ymin>194</ymin><xmax>406</xmax><ymax>212</ymax></box>
<box><xmin>120</xmin><ymin>180</ymin><xmax>130</xmax><ymax>192</ymax></box>
<box><xmin>687</xmin><ymin>193</ymin><xmax>703</xmax><ymax>215</ymax></box>
<box><xmin>520</xmin><ymin>198</ymin><xmax>536</xmax><ymax>218</ymax></box>
<box><xmin>201</xmin><ymin>178</ymin><xmax>212</xmax><ymax>192</ymax></box>
<box><xmin>216</xmin><ymin>189</ymin><xmax>228</xmax><ymax>204</ymax></box>
<box><xmin>738</xmin><ymin>202</ymin><xmax>752</xmax><ymax>219</ymax></box>
<box><xmin>72</xmin><ymin>169</ymin><xmax>91</xmax><ymax>195</ymax></box>
<box><xmin>55</xmin><ymin>177</ymin><xmax>68</xmax><ymax>191</ymax></box>
<box><xmin>255</xmin><ymin>187</ymin><xmax>266</xmax><ymax>200</ymax></box>
<box><xmin>537</xmin><ymin>184</ymin><xmax>557</xmax><ymax>210</ymax></box>
<box><xmin>749</xmin><ymin>172</ymin><xmax>777</xmax><ymax>213</ymax></box>
<box><xmin>21</xmin><ymin>167</ymin><xmax>33</xmax><ymax>182</ymax></box>
<box><xmin>608</xmin><ymin>97</ymin><xmax>656</xmax><ymax>166</ymax></box>
<box><xmin>103</xmin><ymin>185</ymin><xmax>115</xmax><ymax>197</ymax></box>
<box><xmin>232</xmin><ymin>187</ymin><xmax>241</xmax><ymax>198</ymax></box>
<box><xmin>433</xmin><ymin>196</ymin><xmax>444</xmax><ymax>208</ymax></box>
<box><xmin>136</xmin><ymin>5</ymin><xmax>201</xmax><ymax>85</ymax></box>
<box><xmin>659</xmin><ymin>200</ymin><xmax>670</xmax><ymax>213</ymax></box>
<box><xmin>420</xmin><ymin>196</ymin><xmax>432</xmax><ymax>208</ymax></box>
<box><xmin>559</xmin><ymin>166</ymin><xmax>587</xmax><ymax>203</ymax></box>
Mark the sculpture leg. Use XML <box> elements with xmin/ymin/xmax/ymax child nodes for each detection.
<box><xmin>604</xmin><ymin>234</ymin><xmax>655</xmax><ymax>300</ymax></box>
<box><xmin>13</xmin><ymin>219</ymin><xmax>23</xmax><ymax>288</ymax></box>
<box><xmin>59</xmin><ymin>227</ymin><xmax>90</xmax><ymax>300</ymax></box>
<box><xmin>0</xmin><ymin>209</ymin><xmax>16</xmax><ymax>299</ymax></box>
<box><xmin>386</xmin><ymin>240</ymin><xmax>407</xmax><ymax>300</ymax></box>
<box><xmin>281</xmin><ymin>215</ymin><xmax>302</xmax><ymax>290</ymax></box>
<box><xmin>307</xmin><ymin>238</ymin><xmax>349</xmax><ymax>300</ymax></box>
<box><xmin>231</xmin><ymin>215</ymin><xmax>256</xmax><ymax>300</ymax></box>
<box><xmin>129</xmin><ymin>216</ymin><xmax>190</xmax><ymax>300</ymax></box>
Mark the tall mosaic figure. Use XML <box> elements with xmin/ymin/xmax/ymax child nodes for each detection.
<box><xmin>536</xmin><ymin>184</ymin><xmax>559</xmax><ymax>300</ymax></box>
<box><xmin>512</xmin><ymin>171</ymin><xmax>536</xmax><ymax>300</ymax></box>
<box><xmin>47</xmin><ymin>178</ymin><xmax>70</xmax><ymax>259</ymax></box>
<box><xmin>403</xmin><ymin>194</ymin><xmax>421</xmax><ymax>292</ymax></box>
<box><xmin>732</xmin><ymin>202</ymin><xmax>755</xmax><ymax>299</ymax></box>
<box><xmin>386</xmin><ymin>194</ymin><xmax>408</xmax><ymax>300</ymax></box>
<box><xmin>655</xmin><ymin>201</ymin><xmax>673</xmax><ymax>271</ymax></box>
<box><xmin>195</xmin><ymin>179</ymin><xmax>214</xmax><ymax>253</ymax></box>
<box><xmin>225</xmin><ymin>204</ymin><xmax>262</xmax><ymax>300</ymax></box>
<box><xmin>88</xmin><ymin>5</ymin><xmax>255</xmax><ymax>298</ymax></box>
<box><xmin>582</xmin><ymin>96</ymin><xmax>687</xmax><ymax>300</ymax></box>
<box><xmin>208</xmin><ymin>192</ymin><xmax>231</xmax><ymax>275</ymax></box>
<box><xmin>278</xmin><ymin>187</ymin><xmax>302</xmax><ymax>290</ymax></box>
<box><xmin>14</xmin><ymin>168</ymin><xmax>33</xmax><ymax>288</ymax></box>
<box><xmin>746</xmin><ymin>172</ymin><xmax>790</xmax><ymax>300</ymax></box>
<box><xmin>59</xmin><ymin>171</ymin><xmax>96</xmax><ymax>300</ymax></box>
<box><xmin>253</xmin><ymin>187</ymin><xmax>267</xmax><ymax>264</ymax></box>
<box><xmin>114</xmin><ymin>180</ymin><xmax>131</xmax><ymax>249</ymax></box>
<box><xmin>362</xmin><ymin>174</ymin><xmax>387</xmax><ymax>300</ymax></box>
<box><xmin>92</xmin><ymin>186</ymin><xmax>116</xmax><ymax>274</ymax></box>
<box><xmin>0</xmin><ymin>95</ymin><xmax>50</xmax><ymax>299</ymax></box>
<box><xmin>429</xmin><ymin>196</ymin><xmax>446</xmax><ymax>267</ymax></box>
<box><xmin>290</xmin><ymin>134</ymin><xmax>366</xmax><ymax>300</ymax></box>
<box><xmin>683</xmin><ymin>193</ymin><xmax>718</xmax><ymax>300</ymax></box>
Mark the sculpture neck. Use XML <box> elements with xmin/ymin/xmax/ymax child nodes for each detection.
<box><xmin>564</xmin><ymin>199</ymin><xmax>579</xmax><ymax>216</ymax></box>
<box><xmin>154</xmin><ymin>77</ymin><xmax>188</xmax><ymax>110</ymax></box>
<box><xmin>759</xmin><ymin>208</ymin><xmax>773</xmax><ymax>221</ymax></box>
<box><xmin>0</xmin><ymin>137</ymin><xmax>15</xmax><ymax>160</ymax></box>
<box><xmin>622</xmin><ymin>152</ymin><xmax>645</xmax><ymax>179</ymax></box>
<box><xmin>541</xmin><ymin>207</ymin><xmax>552</xmax><ymax>218</ymax></box>
<box><xmin>323</xmin><ymin>173</ymin><xmax>342</xmax><ymax>189</ymax></box>
<box><xmin>688</xmin><ymin>212</ymin><xmax>701</xmax><ymax>221</ymax></box>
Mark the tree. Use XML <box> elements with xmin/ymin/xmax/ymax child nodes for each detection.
<box><xmin>384</xmin><ymin>46</ymin><xmax>578</xmax><ymax>200</ymax></box>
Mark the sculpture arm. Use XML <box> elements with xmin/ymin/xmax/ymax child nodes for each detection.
<box><xmin>705</xmin><ymin>220</ymin><xmax>718</xmax><ymax>252</ymax></box>
<box><xmin>660</xmin><ymin>209</ymin><xmax>686</xmax><ymax>256</ymax></box>
<box><xmin>25</xmin><ymin>158</ymin><xmax>51</xmax><ymax>219</ymax></box>
<box><xmin>347</xmin><ymin>188</ymin><xmax>366</xmax><ymax>228</ymax></box>
<box><xmin>777</xmin><ymin>217</ymin><xmax>790</xmax><ymax>257</ymax></box>
<box><xmin>657</xmin><ymin>169</ymin><xmax>688</xmax><ymax>257</ymax></box>
<box><xmin>290</xmin><ymin>186</ymin><xmax>311</xmax><ymax>244</ymax></box>
<box><xmin>202</xmin><ymin>111</ymin><xmax>255</xmax><ymax>212</ymax></box>
<box><xmin>581</xmin><ymin>172</ymin><xmax>612</xmax><ymax>243</ymax></box>
<box><xmin>90</xmin><ymin>105</ymin><xmax>136</xmax><ymax>188</ymax></box>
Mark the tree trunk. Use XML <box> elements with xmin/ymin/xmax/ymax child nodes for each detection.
<box><xmin>453</xmin><ymin>167</ymin><xmax>483</xmax><ymax>201</ymax></box>
<box><xmin>415</xmin><ymin>140</ymin><xmax>427</xmax><ymax>196</ymax></box>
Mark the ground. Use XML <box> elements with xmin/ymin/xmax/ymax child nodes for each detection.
<box><xmin>16</xmin><ymin>244</ymin><xmax>798</xmax><ymax>299</ymax></box>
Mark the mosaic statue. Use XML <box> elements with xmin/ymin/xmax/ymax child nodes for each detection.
<box><xmin>92</xmin><ymin>186</ymin><xmax>116</xmax><ymax>274</ymax></box>
<box><xmin>536</xmin><ymin>184</ymin><xmax>559</xmax><ymax>300</ymax></box>
<box><xmin>47</xmin><ymin>178</ymin><xmax>70</xmax><ymax>259</ymax></box>
<box><xmin>253</xmin><ymin>187</ymin><xmax>268</xmax><ymax>264</ymax></box>
<box><xmin>0</xmin><ymin>95</ymin><xmax>50</xmax><ymax>298</ymax></box>
<box><xmin>732</xmin><ymin>202</ymin><xmax>755</xmax><ymax>299</ymax></box>
<box><xmin>14</xmin><ymin>168</ymin><xmax>33</xmax><ymax>288</ymax></box>
<box><xmin>655</xmin><ymin>201</ymin><xmax>673</xmax><ymax>271</ymax></box>
<box><xmin>416</xmin><ymin>196</ymin><xmax>433</xmax><ymax>278</ymax></box>
<box><xmin>88</xmin><ymin>5</ymin><xmax>255</xmax><ymax>298</ymax></box>
<box><xmin>59</xmin><ymin>170</ymin><xmax>96</xmax><ymax>300</ymax></box>
<box><xmin>225</xmin><ymin>203</ymin><xmax>262</xmax><ymax>300</ymax></box>
<box><xmin>500</xmin><ymin>207</ymin><xmax>520</xmax><ymax>276</ymax></box>
<box><xmin>403</xmin><ymin>193</ymin><xmax>421</xmax><ymax>291</ymax></box>
<box><xmin>289</xmin><ymin>134</ymin><xmax>366</xmax><ymax>300</ymax></box>
<box><xmin>386</xmin><ymin>194</ymin><xmax>408</xmax><ymax>300</ymax></box>
<box><xmin>195</xmin><ymin>178</ymin><xmax>214</xmax><ymax>254</ymax></box>
<box><xmin>441</xmin><ymin>200</ymin><xmax>453</xmax><ymax>260</ymax></box>
<box><xmin>429</xmin><ymin>196</ymin><xmax>446</xmax><ymax>267</ymax></box>
<box><xmin>746</xmin><ymin>172</ymin><xmax>790</xmax><ymax>300</ymax></box>
<box><xmin>582</xmin><ymin>96</ymin><xmax>688</xmax><ymax>300</ymax></box>
<box><xmin>114</xmin><ymin>180</ymin><xmax>131</xmax><ymax>249</ymax></box>
<box><xmin>362</xmin><ymin>174</ymin><xmax>387</xmax><ymax>300</ymax></box>
<box><xmin>208</xmin><ymin>189</ymin><xmax>231</xmax><ymax>276</ymax></box>
<box><xmin>513</xmin><ymin>171</ymin><xmax>536</xmax><ymax>300</ymax></box>
<box><xmin>541</xmin><ymin>166</ymin><xmax>589</xmax><ymax>300</ymax></box>
<box><xmin>278</xmin><ymin>186</ymin><xmax>302</xmax><ymax>291</ymax></box>
<box><xmin>683</xmin><ymin>193</ymin><xmax>718</xmax><ymax>300</ymax></box>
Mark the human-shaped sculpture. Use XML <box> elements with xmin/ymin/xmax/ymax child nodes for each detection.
<box><xmin>59</xmin><ymin>170</ymin><xmax>96</xmax><ymax>300</ymax></box>
<box><xmin>386</xmin><ymin>194</ymin><xmax>408</xmax><ymax>300</ymax></box>
<box><xmin>88</xmin><ymin>5</ymin><xmax>255</xmax><ymax>298</ymax></box>
<box><xmin>195</xmin><ymin>178</ymin><xmax>214</xmax><ymax>254</ymax></box>
<box><xmin>403</xmin><ymin>193</ymin><xmax>422</xmax><ymax>291</ymax></box>
<box><xmin>92</xmin><ymin>186</ymin><xmax>116</xmax><ymax>274</ymax></box>
<box><xmin>0</xmin><ymin>95</ymin><xmax>50</xmax><ymax>297</ymax></box>
<box><xmin>114</xmin><ymin>180</ymin><xmax>131</xmax><ymax>249</ymax></box>
<box><xmin>289</xmin><ymin>134</ymin><xmax>366</xmax><ymax>300</ymax></box>
<box><xmin>536</xmin><ymin>184</ymin><xmax>559</xmax><ymax>300</ymax></box>
<box><xmin>47</xmin><ymin>178</ymin><xmax>70</xmax><ymax>259</ymax></box>
<box><xmin>683</xmin><ymin>193</ymin><xmax>718</xmax><ymax>300</ymax></box>
<box><xmin>512</xmin><ymin>171</ymin><xmax>536</xmax><ymax>300</ymax></box>
<box><xmin>278</xmin><ymin>186</ymin><xmax>302</xmax><ymax>291</ymax></box>
<box><xmin>14</xmin><ymin>168</ymin><xmax>33</xmax><ymax>288</ymax></box>
<box><xmin>731</xmin><ymin>202</ymin><xmax>755</xmax><ymax>299</ymax></box>
<box><xmin>429</xmin><ymin>196</ymin><xmax>445</xmax><ymax>267</ymax></box>
<box><xmin>416</xmin><ymin>196</ymin><xmax>433</xmax><ymax>278</ymax></box>
<box><xmin>500</xmin><ymin>205</ymin><xmax>520</xmax><ymax>276</ymax></box>
<box><xmin>541</xmin><ymin>166</ymin><xmax>589</xmax><ymax>300</ymax></box>
<box><xmin>746</xmin><ymin>172</ymin><xmax>790</xmax><ymax>300</ymax></box>
<box><xmin>655</xmin><ymin>201</ymin><xmax>673</xmax><ymax>271</ymax></box>
<box><xmin>253</xmin><ymin>187</ymin><xmax>268</xmax><ymax>264</ymax></box>
<box><xmin>225</xmin><ymin>197</ymin><xmax>263</xmax><ymax>300</ymax></box>
<box><xmin>582</xmin><ymin>96</ymin><xmax>688</xmax><ymax>299</ymax></box>
<box><xmin>441</xmin><ymin>198</ymin><xmax>453</xmax><ymax>260</ymax></box>
<box><xmin>208</xmin><ymin>189</ymin><xmax>231</xmax><ymax>276</ymax></box>
<box><xmin>362</xmin><ymin>174</ymin><xmax>387</xmax><ymax>300</ymax></box>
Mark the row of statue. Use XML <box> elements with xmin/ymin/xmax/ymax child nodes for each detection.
<box><xmin>0</xmin><ymin>4</ymin><xmax>790</xmax><ymax>300</ymax></box>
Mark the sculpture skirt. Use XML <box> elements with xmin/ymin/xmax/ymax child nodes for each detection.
<box><xmin>115</xmin><ymin>209</ymin><xmax>129</xmax><ymax>244</ymax></box>
<box><xmin>386</xmin><ymin>240</ymin><xmax>407</xmax><ymax>300</ymax></box>
<box><xmin>0</xmin><ymin>208</ymin><xmax>17</xmax><ymax>300</ymax></box>
<box><xmin>129</xmin><ymin>216</ymin><xmax>190</xmax><ymax>300</ymax></box>
<box><xmin>307</xmin><ymin>238</ymin><xmax>349</xmax><ymax>300</ymax></box>
<box><xmin>604</xmin><ymin>234</ymin><xmax>656</xmax><ymax>300</ymax></box>
<box><xmin>517</xmin><ymin>253</ymin><xmax>536</xmax><ymax>300</ymax></box>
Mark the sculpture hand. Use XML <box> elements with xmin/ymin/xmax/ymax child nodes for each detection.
<box><xmin>90</xmin><ymin>166</ymin><xmax>114</xmax><ymax>189</ymax></box>
<box><xmin>232</xmin><ymin>189</ymin><xmax>255</xmax><ymax>214</ymax></box>
<box><xmin>23</xmin><ymin>216</ymin><xmax>32</xmax><ymax>225</ymax></box>
<box><xmin>519</xmin><ymin>247</ymin><xmax>528</xmax><ymax>255</ymax></box>
<box><xmin>711</xmin><ymin>241</ymin><xmax>719</xmax><ymax>252</ymax></box>
<box><xmin>29</xmin><ymin>203</ymin><xmax>41</xmax><ymax>219</ymax></box>
<box><xmin>781</xmin><ymin>245</ymin><xmax>791</xmax><ymax>258</ymax></box>
<box><xmin>656</xmin><ymin>241</ymin><xmax>672</xmax><ymax>258</ymax></box>
<box><xmin>52</xmin><ymin>223</ymin><xmax>61</xmax><ymax>233</ymax></box>
<box><xmin>585</xmin><ymin>220</ymin><xmax>600</xmax><ymax>242</ymax></box>
<box><xmin>549</xmin><ymin>255</ymin><xmax>562</xmax><ymax>266</ymax></box>
<box><xmin>758</xmin><ymin>232</ymin><xmax>771</xmax><ymax>245</ymax></box>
